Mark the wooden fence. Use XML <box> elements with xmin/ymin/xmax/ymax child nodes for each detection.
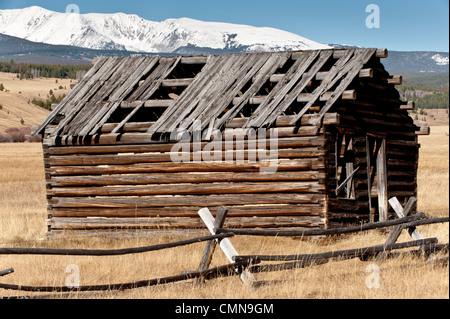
<box><xmin>0</xmin><ymin>197</ymin><xmax>448</xmax><ymax>298</ymax></box>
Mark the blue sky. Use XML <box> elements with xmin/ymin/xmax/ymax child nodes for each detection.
<box><xmin>0</xmin><ymin>0</ymin><xmax>448</xmax><ymax>52</ymax></box>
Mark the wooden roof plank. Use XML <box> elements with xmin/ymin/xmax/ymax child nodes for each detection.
<box><xmin>200</xmin><ymin>52</ymin><xmax>289</xmax><ymax>132</ymax></box>
<box><xmin>214</xmin><ymin>52</ymin><xmax>292</xmax><ymax>131</ymax></box>
<box><xmin>312</xmin><ymin>48</ymin><xmax>377</xmax><ymax>126</ymax></box>
<box><xmin>172</xmin><ymin>54</ymin><xmax>243</xmax><ymax>132</ymax></box>
<box><xmin>36</xmin><ymin>49</ymin><xmax>396</xmax><ymax>140</ymax></box>
<box><xmin>244</xmin><ymin>50</ymin><xmax>321</xmax><ymax>128</ymax></box>
<box><xmin>111</xmin><ymin>101</ymin><xmax>145</xmax><ymax>134</ymax></box>
<box><xmin>51</xmin><ymin>58</ymin><xmax>123</xmax><ymax>137</ymax></box>
<box><xmin>107</xmin><ymin>56</ymin><xmax>160</xmax><ymax>102</ymax></box>
<box><xmin>147</xmin><ymin>55</ymin><xmax>231</xmax><ymax>135</ymax></box>
<box><xmin>66</xmin><ymin>57</ymin><xmax>147</xmax><ymax>137</ymax></box>
<box><xmin>86</xmin><ymin>57</ymin><xmax>181</xmax><ymax>137</ymax></box>
<box><xmin>181</xmin><ymin>52</ymin><xmax>276</xmax><ymax>133</ymax></box>
<box><xmin>258</xmin><ymin>50</ymin><xmax>334</xmax><ymax>128</ymax></box>
<box><xmin>145</xmin><ymin>56</ymin><xmax>220</xmax><ymax>135</ymax></box>
<box><xmin>177</xmin><ymin>53</ymin><xmax>252</xmax><ymax>131</ymax></box>
<box><xmin>124</xmin><ymin>57</ymin><xmax>178</xmax><ymax>102</ymax></box>
<box><xmin>48</xmin><ymin>58</ymin><xmax>118</xmax><ymax>137</ymax></box>
<box><xmin>33</xmin><ymin>57</ymin><xmax>109</xmax><ymax>137</ymax></box>
<box><xmin>289</xmin><ymin>49</ymin><xmax>356</xmax><ymax>125</ymax></box>
<box><xmin>138</xmin><ymin>57</ymin><xmax>182</xmax><ymax>101</ymax></box>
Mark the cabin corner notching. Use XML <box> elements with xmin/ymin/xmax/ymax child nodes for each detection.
<box><xmin>33</xmin><ymin>48</ymin><xmax>428</xmax><ymax>235</ymax></box>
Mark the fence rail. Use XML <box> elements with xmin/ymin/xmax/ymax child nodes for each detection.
<box><xmin>0</xmin><ymin>197</ymin><xmax>448</xmax><ymax>298</ymax></box>
<box><xmin>0</xmin><ymin>233</ymin><xmax>234</xmax><ymax>256</ymax></box>
<box><xmin>215</xmin><ymin>212</ymin><xmax>430</xmax><ymax>237</ymax></box>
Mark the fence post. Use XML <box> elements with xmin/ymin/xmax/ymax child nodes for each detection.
<box><xmin>376</xmin><ymin>197</ymin><xmax>417</xmax><ymax>261</ymax></box>
<box><xmin>378</xmin><ymin>197</ymin><xmax>434</xmax><ymax>261</ymax></box>
<box><xmin>195</xmin><ymin>206</ymin><xmax>229</xmax><ymax>285</ymax></box>
<box><xmin>198</xmin><ymin>208</ymin><xmax>256</xmax><ymax>287</ymax></box>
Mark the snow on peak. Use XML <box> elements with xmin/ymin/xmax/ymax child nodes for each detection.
<box><xmin>0</xmin><ymin>6</ymin><xmax>331</xmax><ymax>53</ymax></box>
<box><xmin>432</xmin><ymin>54</ymin><xmax>449</xmax><ymax>66</ymax></box>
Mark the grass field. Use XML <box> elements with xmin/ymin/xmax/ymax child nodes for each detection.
<box><xmin>0</xmin><ymin>72</ymin><xmax>71</xmax><ymax>133</ymax></box>
<box><xmin>0</xmin><ymin>126</ymin><xmax>448</xmax><ymax>299</ymax></box>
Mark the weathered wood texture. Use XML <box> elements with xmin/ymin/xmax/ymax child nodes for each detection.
<box><xmin>322</xmin><ymin>57</ymin><xmax>419</xmax><ymax>226</ymax></box>
<box><xmin>44</xmin><ymin>128</ymin><xmax>328</xmax><ymax>233</ymax></box>
<box><xmin>35</xmin><ymin>48</ymin><xmax>422</xmax><ymax>234</ymax></box>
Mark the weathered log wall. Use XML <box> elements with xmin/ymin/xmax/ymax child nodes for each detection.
<box><xmin>324</xmin><ymin>60</ymin><xmax>419</xmax><ymax>227</ymax></box>
<box><xmin>44</xmin><ymin>125</ymin><xmax>328</xmax><ymax>234</ymax></box>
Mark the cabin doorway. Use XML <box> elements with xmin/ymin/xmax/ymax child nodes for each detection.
<box><xmin>366</xmin><ymin>134</ymin><xmax>388</xmax><ymax>222</ymax></box>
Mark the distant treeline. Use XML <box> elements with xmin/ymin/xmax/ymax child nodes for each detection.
<box><xmin>414</xmin><ymin>90</ymin><xmax>449</xmax><ymax>110</ymax></box>
<box><xmin>397</xmin><ymin>72</ymin><xmax>449</xmax><ymax>110</ymax></box>
<box><xmin>398</xmin><ymin>85</ymin><xmax>449</xmax><ymax>110</ymax></box>
<box><xmin>0</xmin><ymin>60</ymin><xmax>92</xmax><ymax>79</ymax></box>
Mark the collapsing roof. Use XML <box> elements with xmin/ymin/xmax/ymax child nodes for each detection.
<box><xmin>35</xmin><ymin>48</ymin><xmax>407</xmax><ymax>144</ymax></box>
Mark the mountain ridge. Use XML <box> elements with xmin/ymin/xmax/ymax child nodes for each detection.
<box><xmin>0</xmin><ymin>6</ymin><xmax>331</xmax><ymax>54</ymax></box>
<box><xmin>0</xmin><ymin>7</ymin><xmax>448</xmax><ymax>74</ymax></box>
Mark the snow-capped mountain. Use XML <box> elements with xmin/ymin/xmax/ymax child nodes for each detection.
<box><xmin>432</xmin><ymin>54</ymin><xmax>449</xmax><ymax>66</ymax></box>
<box><xmin>0</xmin><ymin>6</ymin><xmax>331</xmax><ymax>54</ymax></box>
<box><xmin>327</xmin><ymin>44</ymin><xmax>449</xmax><ymax>72</ymax></box>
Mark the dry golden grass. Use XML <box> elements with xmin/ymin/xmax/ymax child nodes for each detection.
<box><xmin>0</xmin><ymin>126</ymin><xmax>448</xmax><ymax>299</ymax></box>
<box><xmin>417</xmin><ymin>126</ymin><xmax>449</xmax><ymax>217</ymax></box>
<box><xmin>0</xmin><ymin>72</ymin><xmax>70</xmax><ymax>132</ymax></box>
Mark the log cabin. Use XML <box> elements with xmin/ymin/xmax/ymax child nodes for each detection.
<box><xmin>33</xmin><ymin>48</ymin><xmax>430</xmax><ymax>236</ymax></box>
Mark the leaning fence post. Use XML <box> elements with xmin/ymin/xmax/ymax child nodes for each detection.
<box><xmin>378</xmin><ymin>197</ymin><xmax>434</xmax><ymax>261</ymax></box>
<box><xmin>198</xmin><ymin>208</ymin><xmax>256</xmax><ymax>287</ymax></box>
<box><xmin>389</xmin><ymin>197</ymin><xmax>423</xmax><ymax>241</ymax></box>
<box><xmin>376</xmin><ymin>197</ymin><xmax>417</xmax><ymax>261</ymax></box>
<box><xmin>195</xmin><ymin>206</ymin><xmax>229</xmax><ymax>285</ymax></box>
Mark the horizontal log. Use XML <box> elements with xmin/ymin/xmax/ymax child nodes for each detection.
<box><xmin>224</xmin><ymin>113</ymin><xmax>339</xmax><ymax>128</ymax></box>
<box><xmin>416</xmin><ymin>126</ymin><xmax>431</xmax><ymax>136</ymax></box>
<box><xmin>44</xmin><ymin>125</ymin><xmax>326</xmax><ymax>146</ymax></box>
<box><xmin>236</xmin><ymin>238</ymin><xmax>438</xmax><ymax>262</ymax></box>
<box><xmin>336</xmin><ymin>103</ymin><xmax>410</xmax><ymax>122</ymax></box>
<box><xmin>211</xmin><ymin>126</ymin><xmax>322</xmax><ymax>141</ymax></box>
<box><xmin>310</xmin><ymin>68</ymin><xmax>373</xmax><ymax>80</ymax></box>
<box><xmin>48</xmin><ymin>216</ymin><xmax>325</xmax><ymax>230</ymax></box>
<box><xmin>180</xmin><ymin>56</ymin><xmax>208</xmax><ymax>64</ymax></box>
<box><xmin>45</xmin><ymin>135</ymin><xmax>325</xmax><ymax>156</ymax></box>
<box><xmin>49</xmin><ymin>193</ymin><xmax>326</xmax><ymax>208</ymax></box>
<box><xmin>47</xmin><ymin>148</ymin><xmax>324</xmax><ymax>166</ymax></box>
<box><xmin>161</xmin><ymin>78</ymin><xmax>194</xmax><ymax>87</ymax></box>
<box><xmin>48</xmin><ymin>159</ymin><xmax>325</xmax><ymax>176</ymax></box>
<box><xmin>388</xmin><ymin>75</ymin><xmax>403</xmax><ymax>85</ymax></box>
<box><xmin>101</xmin><ymin>121</ymin><xmax>156</xmax><ymax>132</ymax></box>
<box><xmin>121</xmin><ymin>100</ymin><xmax>174</xmax><ymax>108</ymax></box>
<box><xmin>50</xmin><ymin>181</ymin><xmax>325</xmax><ymax>197</ymax></box>
<box><xmin>49</xmin><ymin>170</ymin><xmax>325</xmax><ymax>187</ymax></box>
<box><xmin>358</xmin><ymin>68</ymin><xmax>374</xmax><ymax>78</ymax></box>
<box><xmin>100</xmin><ymin>113</ymin><xmax>339</xmax><ymax>133</ymax></box>
<box><xmin>293</xmin><ymin>50</ymin><xmax>380</xmax><ymax>60</ymax></box>
<box><xmin>400</xmin><ymin>101</ymin><xmax>415</xmax><ymax>111</ymax></box>
<box><xmin>216</xmin><ymin>212</ymin><xmax>426</xmax><ymax>237</ymax></box>
<box><xmin>376</xmin><ymin>48</ymin><xmax>388</xmax><ymax>58</ymax></box>
<box><xmin>50</xmin><ymin>204</ymin><xmax>325</xmax><ymax>218</ymax></box>
<box><xmin>236</xmin><ymin>91</ymin><xmax>356</xmax><ymax>105</ymax></box>
<box><xmin>297</xmin><ymin>90</ymin><xmax>356</xmax><ymax>102</ymax></box>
